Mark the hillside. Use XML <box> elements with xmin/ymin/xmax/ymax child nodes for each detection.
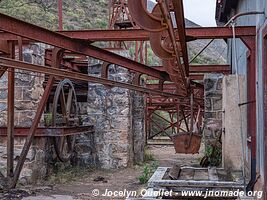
<box><xmin>0</xmin><ymin>0</ymin><xmax>109</xmax><ymax>30</ymax></box>
<box><xmin>0</xmin><ymin>0</ymin><xmax>226</xmax><ymax>64</ymax></box>
<box><xmin>185</xmin><ymin>19</ymin><xmax>227</xmax><ymax>64</ymax></box>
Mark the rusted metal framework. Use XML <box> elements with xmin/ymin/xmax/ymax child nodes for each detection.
<box><xmin>0</xmin><ymin>0</ymin><xmax>256</xmax><ymax>189</ymax></box>
<box><xmin>109</xmin><ymin>0</ymin><xmax>147</xmax><ymax>63</ymax></box>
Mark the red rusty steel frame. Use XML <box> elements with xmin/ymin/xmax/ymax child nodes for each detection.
<box><xmin>153</xmin><ymin>65</ymin><xmax>231</xmax><ymax>73</ymax></box>
<box><xmin>44</xmin><ymin>58</ymin><xmax>212</xmax><ymax>81</ymax></box>
<box><xmin>108</xmin><ymin>0</ymin><xmax>147</xmax><ymax>64</ymax></box>
<box><xmin>0</xmin><ymin>41</ymin><xmax>11</xmax><ymax>78</ymax></box>
<box><xmin>239</xmin><ymin>36</ymin><xmax>256</xmax><ymax>193</ymax></box>
<box><xmin>128</xmin><ymin>0</ymin><xmax>166</xmax><ymax>32</ymax></box>
<box><xmin>0</xmin><ymin>8</ymin><xmax>257</xmax><ymax>189</ymax></box>
<box><xmin>172</xmin><ymin>0</ymin><xmax>189</xmax><ymax>76</ymax></box>
<box><xmin>146</xmin><ymin>105</ymin><xmax>203</xmax><ymax>140</ymax></box>
<box><xmin>0</xmin><ymin>13</ymin><xmax>168</xmax><ymax>81</ymax></box>
<box><xmin>0</xmin><ymin>26</ymin><xmax>256</xmax><ymax>41</ymax></box>
<box><xmin>8</xmin><ymin>47</ymin><xmax>66</xmax><ymax>188</ymax></box>
<box><xmin>0</xmin><ymin>57</ymin><xmax>184</xmax><ymax>98</ymax></box>
<box><xmin>44</xmin><ymin>52</ymin><xmax>217</xmax><ymax>81</ymax></box>
<box><xmin>156</xmin><ymin>0</ymin><xmax>188</xmax><ymax>86</ymax></box>
<box><xmin>262</xmin><ymin>25</ymin><xmax>267</xmax><ymax>199</ymax></box>
<box><xmin>0</xmin><ymin>126</ymin><xmax>94</xmax><ymax>137</ymax></box>
<box><xmin>60</xmin><ymin>26</ymin><xmax>256</xmax><ymax>40</ymax></box>
<box><xmin>58</xmin><ymin>0</ymin><xmax>63</xmax><ymax>31</ymax></box>
<box><xmin>0</xmin><ymin>66</ymin><xmax>7</xmax><ymax>78</ymax></box>
<box><xmin>147</xmin><ymin>101</ymin><xmax>203</xmax><ymax>110</ymax></box>
<box><xmin>127</xmin><ymin>0</ymin><xmax>189</xmax><ymax>89</ymax></box>
<box><xmin>146</xmin><ymin>92</ymin><xmax>204</xmax><ymax>101</ymax></box>
<box><xmin>0</xmin><ymin>40</ymin><xmax>9</xmax><ymax>54</ymax></box>
<box><xmin>6</xmin><ymin>41</ymin><xmax>15</xmax><ymax>183</ymax></box>
<box><xmin>9</xmin><ymin>76</ymin><xmax>55</xmax><ymax>188</ymax></box>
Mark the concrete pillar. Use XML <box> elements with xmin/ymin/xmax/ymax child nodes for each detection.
<box><xmin>222</xmin><ymin>75</ymin><xmax>247</xmax><ymax>171</ymax></box>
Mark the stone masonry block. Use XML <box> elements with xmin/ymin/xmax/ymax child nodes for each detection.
<box><xmin>212</xmin><ymin>97</ymin><xmax>222</xmax><ymax>111</ymax></box>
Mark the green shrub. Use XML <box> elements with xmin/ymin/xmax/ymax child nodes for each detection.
<box><xmin>205</xmin><ymin>144</ymin><xmax>222</xmax><ymax>166</ymax></box>
<box><xmin>144</xmin><ymin>148</ymin><xmax>155</xmax><ymax>162</ymax></box>
<box><xmin>138</xmin><ymin>161</ymin><xmax>158</xmax><ymax>184</ymax></box>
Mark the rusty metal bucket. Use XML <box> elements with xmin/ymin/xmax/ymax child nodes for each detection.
<box><xmin>171</xmin><ymin>132</ymin><xmax>201</xmax><ymax>154</ymax></box>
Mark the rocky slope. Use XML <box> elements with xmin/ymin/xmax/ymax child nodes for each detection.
<box><xmin>0</xmin><ymin>0</ymin><xmax>226</xmax><ymax>64</ymax></box>
<box><xmin>185</xmin><ymin>19</ymin><xmax>227</xmax><ymax>64</ymax></box>
<box><xmin>0</xmin><ymin>0</ymin><xmax>109</xmax><ymax>30</ymax></box>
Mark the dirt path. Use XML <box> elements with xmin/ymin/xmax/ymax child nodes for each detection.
<box><xmin>148</xmin><ymin>144</ymin><xmax>204</xmax><ymax>167</ymax></box>
<box><xmin>0</xmin><ymin>145</ymin><xmax>204</xmax><ymax>200</ymax></box>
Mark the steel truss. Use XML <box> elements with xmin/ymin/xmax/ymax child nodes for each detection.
<box><xmin>0</xmin><ymin>0</ymin><xmax>256</xmax><ymax>188</ymax></box>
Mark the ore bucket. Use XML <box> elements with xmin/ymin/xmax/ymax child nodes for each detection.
<box><xmin>171</xmin><ymin>132</ymin><xmax>201</xmax><ymax>154</ymax></box>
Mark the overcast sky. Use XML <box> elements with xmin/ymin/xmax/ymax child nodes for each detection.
<box><xmin>183</xmin><ymin>0</ymin><xmax>217</xmax><ymax>26</ymax></box>
<box><xmin>150</xmin><ymin>0</ymin><xmax>217</xmax><ymax>27</ymax></box>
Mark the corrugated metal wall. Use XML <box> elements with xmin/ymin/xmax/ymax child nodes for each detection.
<box><xmin>228</xmin><ymin>0</ymin><xmax>267</xmax><ymax>187</ymax></box>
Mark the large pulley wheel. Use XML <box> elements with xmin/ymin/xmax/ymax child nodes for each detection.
<box><xmin>52</xmin><ymin>79</ymin><xmax>79</xmax><ymax>162</ymax></box>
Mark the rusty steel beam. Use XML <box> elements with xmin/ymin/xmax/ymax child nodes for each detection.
<box><xmin>240</xmin><ymin>35</ymin><xmax>256</xmax><ymax>192</ymax></box>
<box><xmin>0</xmin><ymin>57</ymin><xmax>184</xmax><ymax>98</ymax></box>
<box><xmin>57</xmin><ymin>26</ymin><xmax>256</xmax><ymax>41</ymax></box>
<box><xmin>157</xmin><ymin>0</ymin><xmax>187</xmax><ymax>84</ymax></box>
<box><xmin>60</xmin><ymin>29</ymin><xmax>150</xmax><ymax>41</ymax></box>
<box><xmin>189</xmin><ymin>65</ymin><xmax>230</xmax><ymax>73</ymax></box>
<box><xmin>6</xmin><ymin>41</ymin><xmax>15</xmax><ymax>185</ymax></box>
<box><xmin>0</xmin><ymin>40</ymin><xmax>9</xmax><ymax>54</ymax></box>
<box><xmin>10</xmin><ymin>76</ymin><xmax>55</xmax><ymax>188</ymax></box>
<box><xmin>0</xmin><ymin>66</ymin><xmax>6</xmax><ymax>78</ymax></box>
<box><xmin>187</xmin><ymin>26</ymin><xmax>256</xmax><ymax>39</ymax></box>
<box><xmin>7</xmin><ymin>63</ymin><xmax>14</xmax><ymax>182</ymax></box>
<box><xmin>58</xmin><ymin>0</ymin><xmax>63</xmax><ymax>31</ymax></box>
<box><xmin>172</xmin><ymin>0</ymin><xmax>189</xmax><ymax>76</ymax></box>
<box><xmin>0</xmin><ymin>13</ymin><xmax>168</xmax><ymax>80</ymax></box>
<box><xmin>153</xmin><ymin>65</ymin><xmax>230</xmax><ymax>73</ymax></box>
<box><xmin>0</xmin><ymin>26</ymin><xmax>256</xmax><ymax>41</ymax></box>
<box><xmin>0</xmin><ymin>126</ymin><xmax>94</xmax><ymax>137</ymax></box>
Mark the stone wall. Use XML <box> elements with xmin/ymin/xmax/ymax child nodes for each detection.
<box><xmin>131</xmin><ymin>91</ymin><xmax>146</xmax><ymax>164</ymax></box>
<box><xmin>0</xmin><ymin>47</ymin><xmax>146</xmax><ymax>185</ymax></box>
<box><xmin>204</xmin><ymin>74</ymin><xmax>223</xmax><ymax>142</ymax></box>
<box><xmin>0</xmin><ymin>44</ymin><xmax>97</xmax><ymax>185</ymax></box>
<box><xmin>203</xmin><ymin>73</ymin><xmax>223</xmax><ymax>166</ymax></box>
<box><xmin>86</xmin><ymin>53</ymin><xmax>146</xmax><ymax>169</ymax></box>
<box><xmin>0</xmin><ymin>44</ymin><xmax>49</xmax><ymax>184</ymax></box>
<box><xmin>0</xmin><ymin>44</ymin><xmax>45</xmax><ymax>127</ymax></box>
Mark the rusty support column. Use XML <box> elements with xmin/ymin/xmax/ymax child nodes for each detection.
<box><xmin>10</xmin><ymin>76</ymin><xmax>54</xmax><ymax>188</ymax></box>
<box><xmin>6</xmin><ymin>41</ymin><xmax>15</xmax><ymax>185</ymax></box>
<box><xmin>0</xmin><ymin>66</ymin><xmax>7</xmax><ymax>78</ymax></box>
<box><xmin>10</xmin><ymin>48</ymin><xmax>63</xmax><ymax>188</ymax></box>
<box><xmin>176</xmin><ymin>104</ymin><xmax>180</xmax><ymax>133</ymax></box>
<box><xmin>58</xmin><ymin>0</ymin><xmax>63</xmax><ymax>31</ymax></box>
<box><xmin>240</xmin><ymin>36</ymin><xmax>256</xmax><ymax>192</ymax></box>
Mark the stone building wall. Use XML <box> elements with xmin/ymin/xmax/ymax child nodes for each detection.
<box><xmin>0</xmin><ymin>44</ymin><xmax>97</xmax><ymax>185</ymax></box>
<box><xmin>0</xmin><ymin>44</ymin><xmax>45</xmax><ymax>127</ymax></box>
<box><xmin>0</xmin><ymin>47</ymin><xmax>146</xmax><ymax>185</ymax></box>
<box><xmin>131</xmin><ymin>91</ymin><xmax>146</xmax><ymax>164</ymax></box>
<box><xmin>86</xmin><ymin>53</ymin><xmax>146</xmax><ymax>169</ymax></box>
<box><xmin>0</xmin><ymin>44</ymin><xmax>49</xmax><ymax>184</ymax></box>
<box><xmin>203</xmin><ymin>73</ymin><xmax>223</xmax><ymax>166</ymax></box>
